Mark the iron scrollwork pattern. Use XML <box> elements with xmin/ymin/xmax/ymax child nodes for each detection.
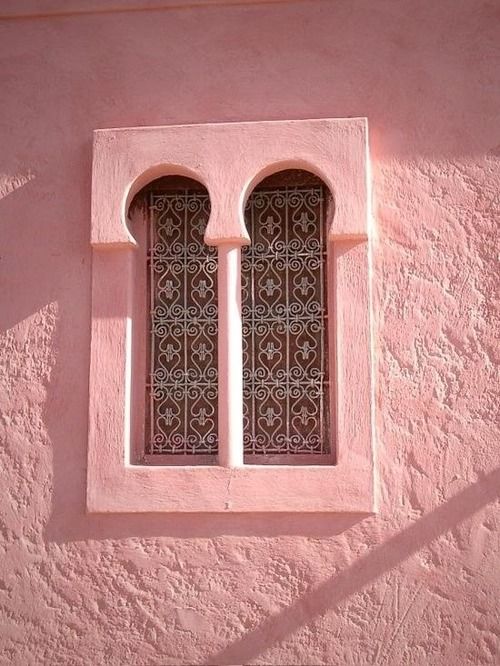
<box><xmin>147</xmin><ymin>191</ymin><xmax>218</xmax><ymax>455</ymax></box>
<box><xmin>242</xmin><ymin>186</ymin><xmax>330</xmax><ymax>455</ymax></box>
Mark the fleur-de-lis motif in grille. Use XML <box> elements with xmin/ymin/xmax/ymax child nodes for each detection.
<box><xmin>298</xmin><ymin>341</ymin><xmax>313</xmax><ymax>359</ymax></box>
<box><xmin>263</xmin><ymin>215</ymin><xmax>277</xmax><ymax>235</ymax></box>
<box><xmin>264</xmin><ymin>278</ymin><xmax>279</xmax><ymax>296</ymax></box>
<box><xmin>164</xmin><ymin>217</ymin><xmax>175</xmax><ymax>235</ymax></box>
<box><xmin>298</xmin><ymin>276</ymin><xmax>313</xmax><ymax>296</ymax></box>
<box><xmin>164</xmin><ymin>407</ymin><xmax>175</xmax><ymax>426</ymax></box>
<box><xmin>164</xmin><ymin>280</ymin><xmax>174</xmax><ymax>298</ymax></box>
<box><xmin>264</xmin><ymin>407</ymin><xmax>278</xmax><ymax>426</ymax></box>
<box><xmin>193</xmin><ymin>342</ymin><xmax>209</xmax><ymax>361</ymax></box>
<box><xmin>193</xmin><ymin>279</ymin><xmax>208</xmax><ymax>298</ymax></box>
<box><xmin>297</xmin><ymin>211</ymin><xmax>312</xmax><ymax>233</ymax></box>
<box><xmin>265</xmin><ymin>342</ymin><xmax>278</xmax><ymax>360</ymax></box>
<box><xmin>192</xmin><ymin>217</ymin><xmax>206</xmax><ymax>235</ymax></box>
<box><xmin>299</xmin><ymin>405</ymin><xmax>311</xmax><ymax>425</ymax></box>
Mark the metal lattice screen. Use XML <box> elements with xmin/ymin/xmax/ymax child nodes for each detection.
<box><xmin>241</xmin><ymin>180</ymin><xmax>330</xmax><ymax>457</ymax></box>
<box><xmin>143</xmin><ymin>172</ymin><xmax>330</xmax><ymax>462</ymax></box>
<box><xmin>146</xmin><ymin>188</ymin><xmax>218</xmax><ymax>456</ymax></box>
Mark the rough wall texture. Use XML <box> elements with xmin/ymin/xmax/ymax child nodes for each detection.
<box><xmin>0</xmin><ymin>1</ymin><xmax>499</xmax><ymax>664</ymax></box>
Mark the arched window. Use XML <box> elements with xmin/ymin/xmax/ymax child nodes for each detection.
<box><xmin>129</xmin><ymin>176</ymin><xmax>218</xmax><ymax>463</ymax></box>
<box><xmin>88</xmin><ymin>119</ymin><xmax>374</xmax><ymax>513</ymax></box>
<box><xmin>129</xmin><ymin>170</ymin><xmax>333</xmax><ymax>465</ymax></box>
<box><xmin>242</xmin><ymin>170</ymin><xmax>332</xmax><ymax>462</ymax></box>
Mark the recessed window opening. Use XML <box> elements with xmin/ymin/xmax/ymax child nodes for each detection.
<box><xmin>130</xmin><ymin>176</ymin><xmax>218</xmax><ymax>464</ymax></box>
<box><xmin>242</xmin><ymin>169</ymin><xmax>333</xmax><ymax>465</ymax></box>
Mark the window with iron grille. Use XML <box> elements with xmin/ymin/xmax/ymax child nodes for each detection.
<box><xmin>89</xmin><ymin>119</ymin><xmax>373</xmax><ymax>513</ymax></box>
<box><xmin>131</xmin><ymin>177</ymin><xmax>218</xmax><ymax>464</ymax></box>
<box><xmin>242</xmin><ymin>171</ymin><xmax>331</xmax><ymax>463</ymax></box>
<box><xmin>133</xmin><ymin>170</ymin><xmax>332</xmax><ymax>465</ymax></box>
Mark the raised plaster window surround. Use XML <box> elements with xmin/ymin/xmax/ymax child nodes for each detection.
<box><xmin>88</xmin><ymin>118</ymin><xmax>375</xmax><ymax>512</ymax></box>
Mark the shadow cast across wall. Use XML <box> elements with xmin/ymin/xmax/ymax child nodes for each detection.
<box><xmin>204</xmin><ymin>467</ymin><xmax>500</xmax><ymax>665</ymax></box>
<box><xmin>44</xmin><ymin>509</ymin><xmax>366</xmax><ymax>542</ymax></box>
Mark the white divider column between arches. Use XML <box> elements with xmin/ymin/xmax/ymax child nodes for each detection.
<box><xmin>217</xmin><ymin>244</ymin><xmax>244</xmax><ymax>467</ymax></box>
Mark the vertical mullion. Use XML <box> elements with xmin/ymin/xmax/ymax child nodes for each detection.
<box><xmin>285</xmin><ymin>186</ymin><xmax>290</xmax><ymax>449</ymax></box>
<box><xmin>149</xmin><ymin>192</ymin><xmax>155</xmax><ymax>452</ymax></box>
<box><xmin>318</xmin><ymin>189</ymin><xmax>325</xmax><ymax>453</ymax></box>
<box><xmin>217</xmin><ymin>244</ymin><xmax>244</xmax><ymax>467</ymax></box>
<box><xmin>251</xmin><ymin>201</ymin><xmax>256</xmax><ymax>453</ymax></box>
<box><xmin>183</xmin><ymin>192</ymin><xmax>188</xmax><ymax>453</ymax></box>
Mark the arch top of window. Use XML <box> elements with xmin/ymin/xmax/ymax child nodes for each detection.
<box><xmin>117</xmin><ymin>163</ymin><xmax>336</xmax><ymax>250</ymax></box>
<box><xmin>126</xmin><ymin>167</ymin><xmax>334</xmax><ymax>249</ymax></box>
<box><xmin>123</xmin><ymin>165</ymin><xmax>208</xmax><ymax>246</ymax></box>
<box><xmin>126</xmin><ymin>173</ymin><xmax>210</xmax><ymax>244</ymax></box>
<box><xmin>91</xmin><ymin>117</ymin><xmax>369</xmax><ymax>249</ymax></box>
<box><xmin>241</xmin><ymin>160</ymin><xmax>333</xmax><ymax>206</ymax></box>
<box><xmin>242</xmin><ymin>167</ymin><xmax>333</xmax><ymax>213</ymax></box>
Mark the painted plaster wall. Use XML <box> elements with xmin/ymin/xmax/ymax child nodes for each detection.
<box><xmin>0</xmin><ymin>1</ymin><xmax>499</xmax><ymax>663</ymax></box>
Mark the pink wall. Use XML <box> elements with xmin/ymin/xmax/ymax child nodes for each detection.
<box><xmin>1</xmin><ymin>1</ymin><xmax>499</xmax><ymax>663</ymax></box>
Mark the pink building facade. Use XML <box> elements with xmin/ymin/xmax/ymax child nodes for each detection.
<box><xmin>1</xmin><ymin>1</ymin><xmax>499</xmax><ymax>664</ymax></box>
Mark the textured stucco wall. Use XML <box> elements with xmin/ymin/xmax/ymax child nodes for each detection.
<box><xmin>0</xmin><ymin>1</ymin><xmax>499</xmax><ymax>664</ymax></box>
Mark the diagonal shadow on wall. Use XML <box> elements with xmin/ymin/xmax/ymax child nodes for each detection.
<box><xmin>206</xmin><ymin>467</ymin><xmax>500</xmax><ymax>665</ymax></box>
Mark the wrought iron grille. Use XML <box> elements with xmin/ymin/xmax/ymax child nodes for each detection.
<box><xmin>241</xmin><ymin>185</ymin><xmax>330</xmax><ymax>456</ymax></box>
<box><xmin>147</xmin><ymin>190</ymin><xmax>218</xmax><ymax>455</ymax></box>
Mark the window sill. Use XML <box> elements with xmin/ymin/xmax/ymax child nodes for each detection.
<box><xmin>88</xmin><ymin>461</ymin><xmax>374</xmax><ymax>513</ymax></box>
